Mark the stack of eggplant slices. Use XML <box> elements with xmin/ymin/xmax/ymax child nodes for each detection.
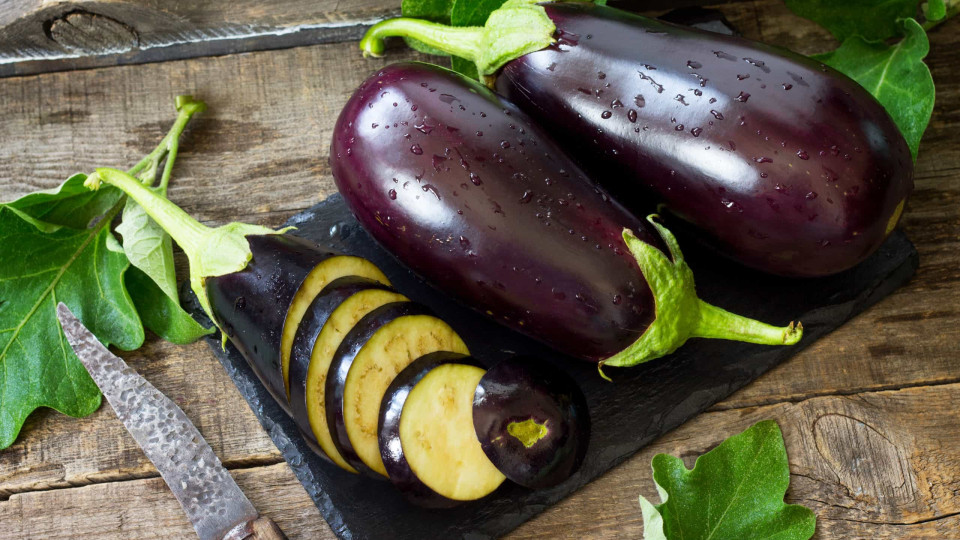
<box><xmin>209</xmin><ymin>1</ymin><xmax>914</xmax><ymax>506</ymax></box>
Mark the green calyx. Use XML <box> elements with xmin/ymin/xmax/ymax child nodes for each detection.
<box><xmin>360</xmin><ymin>0</ymin><xmax>556</xmax><ymax>79</ymax></box>
<box><xmin>600</xmin><ymin>216</ymin><xmax>802</xmax><ymax>376</ymax></box>
<box><xmin>84</xmin><ymin>166</ymin><xmax>283</xmax><ymax>329</ymax></box>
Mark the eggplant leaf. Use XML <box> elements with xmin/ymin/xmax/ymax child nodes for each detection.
<box><xmin>126</xmin><ymin>267</ymin><xmax>212</xmax><ymax>344</ymax></box>
<box><xmin>449</xmin><ymin>0</ymin><xmax>507</xmax><ymax>79</ymax></box>
<box><xmin>0</xmin><ymin>204</ymin><xmax>144</xmax><ymax>449</ymax></box>
<box><xmin>639</xmin><ymin>420</ymin><xmax>815</xmax><ymax>540</ymax></box>
<box><xmin>5</xmin><ymin>173</ymin><xmax>123</xmax><ymax>230</ymax></box>
<box><xmin>117</xmin><ymin>193</ymin><xmax>179</xmax><ymax>300</ymax></box>
<box><xmin>783</xmin><ymin>0</ymin><xmax>924</xmax><ymax>41</ymax></box>
<box><xmin>814</xmin><ymin>18</ymin><xmax>934</xmax><ymax>160</ymax></box>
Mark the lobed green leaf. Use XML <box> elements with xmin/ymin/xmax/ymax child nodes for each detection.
<box><xmin>639</xmin><ymin>420</ymin><xmax>816</xmax><ymax>540</ymax></box>
<box><xmin>0</xmin><ymin>205</ymin><xmax>144</xmax><ymax>449</ymax></box>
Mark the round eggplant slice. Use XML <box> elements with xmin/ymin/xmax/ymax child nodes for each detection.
<box><xmin>400</xmin><ymin>362</ymin><xmax>506</xmax><ymax>501</ymax></box>
<box><xmin>326</xmin><ymin>302</ymin><xmax>469</xmax><ymax>478</ymax></box>
<box><xmin>280</xmin><ymin>255</ymin><xmax>390</xmax><ymax>400</ymax></box>
<box><xmin>473</xmin><ymin>356</ymin><xmax>590</xmax><ymax>489</ymax></box>
<box><xmin>288</xmin><ymin>276</ymin><xmax>395</xmax><ymax>457</ymax></box>
<box><xmin>379</xmin><ymin>351</ymin><xmax>482</xmax><ymax>507</ymax></box>
<box><xmin>300</xmin><ymin>287</ymin><xmax>408</xmax><ymax>473</ymax></box>
<box><xmin>206</xmin><ymin>234</ymin><xmax>334</xmax><ymax>412</ymax></box>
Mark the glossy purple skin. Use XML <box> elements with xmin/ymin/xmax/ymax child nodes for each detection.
<box><xmin>288</xmin><ymin>276</ymin><xmax>393</xmax><ymax>450</ymax></box>
<box><xmin>473</xmin><ymin>356</ymin><xmax>589</xmax><ymax>489</ymax></box>
<box><xmin>495</xmin><ymin>3</ymin><xmax>913</xmax><ymax>277</ymax></box>
<box><xmin>325</xmin><ymin>301</ymin><xmax>431</xmax><ymax>478</ymax></box>
<box><xmin>207</xmin><ymin>234</ymin><xmax>334</xmax><ymax>414</ymax></box>
<box><xmin>378</xmin><ymin>351</ymin><xmax>481</xmax><ymax>508</ymax></box>
<box><xmin>331</xmin><ymin>62</ymin><xmax>665</xmax><ymax>362</ymax></box>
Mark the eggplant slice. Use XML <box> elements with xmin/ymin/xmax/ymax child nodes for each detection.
<box><xmin>288</xmin><ymin>276</ymin><xmax>396</xmax><ymax>461</ymax></box>
<box><xmin>280</xmin><ymin>255</ymin><xmax>390</xmax><ymax>398</ymax></box>
<box><xmin>327</xmin><ymin>302</ymin><xmax>469</xmax><ymax>477</ymax></box>
<box><xmin>473</xmin><ymin>356</ymin><xmax>590</xmax><ymax>489</ymax></box>
<box><xmin>206</xmin><ymin>234</ymin><xmax>335</xmax><ymax>411</ymax></box>
<box><xmin>400</xmin><ymin>363</ymin><xmax>506</xmax><ymax>500</ymax></box>
<box><xmin>379</xmin><ymin>352</ymin><xmax>481</xmax><ymax>507</ymax></box>
<box><xmin>302</xmin><ymin>288</ymin><xmax>409</xmax><ymax>473</ymax></box>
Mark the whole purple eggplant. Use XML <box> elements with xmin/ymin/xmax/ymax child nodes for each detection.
<box><xmin>330</xmin><ymin>62</ymin><xmax>800</xmax><ymax>368</ymax></box>
<box><xmin>360</xmin><ymin>1</ymin><xmax>913</xmax><ymax>277</ymax></box>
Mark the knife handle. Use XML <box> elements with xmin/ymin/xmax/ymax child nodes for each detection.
<box><xmin>223</xmin><ymin>515</ymin><xmax>288</xmax><ymax>540</ymax></box>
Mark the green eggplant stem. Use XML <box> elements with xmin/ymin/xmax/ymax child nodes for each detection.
<box><xmin>599</xmin><ymin>216</ymin><xmax>802</xmax><ymax>377</ymax></box>
<box><xmin>84</xmin><ymin>97</ymin><xmax>281</xmax><ymax>328</ymax></box>
<box><xmin>359</xmin><ymin>0</ymin><xmax>557</xmax><ymax>78</ymax></box>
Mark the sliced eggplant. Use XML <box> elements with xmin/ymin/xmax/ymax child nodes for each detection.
<box><xmin>288</xmin><ymin>276</ymin><xmax>394</xmax><ymax>450</ymax></box>
<box><xmin>291</xmin><ymin>284</ymin><xmax>407</xmax><ymax>473</ymax></box>
<box><xmin>379</xmin><ymin>351</ymin><xmax>482</xmax><ymax>507</ymax></box>
<box><xmin>398</xmin><ymin>362</ymin><xmax>506</xmax><ymax>501</ymax></box>
<box><xmin>473</xmin><ymin>357</ymin><xmax>590</xmax><ymax>489</ymax></box>
<box><xmin>206</xmin><ymin>234</ymin><xmax>335</xmax><ymax>411</ymax></box>
<box><xmin>327</xmin><ymin>302</ymin><xmax>469</xmax><ymax>477</ymax></box>
<box><xmin>280</xmin><ymin>255</ymin><xmax>389</xmax><ymax>398</ymax></box>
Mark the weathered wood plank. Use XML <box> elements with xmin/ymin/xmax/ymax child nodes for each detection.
<box><xmin>4</xmin><ymin>383</ymin><xmax>960</xmax><ymax>539</ymax></box>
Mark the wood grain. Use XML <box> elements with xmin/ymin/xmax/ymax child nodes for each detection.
<box><xmin>0</xmin><ymin>0</ymin><xmax>958</xmax><ymax>538</ymax></box>
<box><xmin>4</xmin><ymin>383</ymin><xmax>960</xmax><ymax>539</ymax></box>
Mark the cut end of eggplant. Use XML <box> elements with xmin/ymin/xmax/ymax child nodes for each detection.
<box><xmin>473</xmin><ymin>356</ymin><xmax>590</xmax><ymax>489</ymax></box>
<box><xmin>400</xmin><ymin>363</ymin><xmax>506</xmax><ymax>501</ymax></box>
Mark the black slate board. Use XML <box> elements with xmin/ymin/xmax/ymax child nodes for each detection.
<box><xmin>190</xmin><ymin>193</ymin><xmax>917</xmax><ymax>540</ymax></box>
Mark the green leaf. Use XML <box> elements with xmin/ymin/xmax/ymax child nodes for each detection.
<box><xmin>926</xmin><ymin>0</ymin><xmax>947</xmax><ymax>20</ymax></box>
<box><xmin>126</xmin><ymin>267</ymin><xmax>212</xmax><ymax>344</ymax></box>
<box><xmin>449</xmin><ymin>0</ymin><xmax>507</xmax><ymax>77</ymax></box>
<box><xmin>451</xmin><ymin>57</ymin><xmax>480</xmax><ymax>80</ymax></box>
<box><xmin>814</xmin><ymin>18</ymin><xmax>934</xmax><ymax>160</ymax></box>
<box><xmin>116</xmin><ymin>193</ymin><xmax>179</xmax><ymax>300</ymax></box>
<box><xmin>5</xmin><ymin>173</ymin><xmax>123</xmax><ymax>230</ymax></box>
<box><xmin>0</xmin><ymin>204</ymin><xmax>144</xmax><ymax>449</ymax></box>
<box><xmin>639</xmin><ymin>420</ymin><xmax>816</xmax><ymax>540</ymax></box>
<box><xmin>402</xmin><ymin>0</ymin><xmax>456</xmax><ymax>56</ymax></box>
<box><xmin>783</xmin><ymin>0</ymin><xmax>921</xmax><ymax>41</ymax></box>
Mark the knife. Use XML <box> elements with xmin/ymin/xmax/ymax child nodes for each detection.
<box><xmin>57</xmin><ymin>303</ymin><xmax>288</xmax><ymax>540</ymax></box>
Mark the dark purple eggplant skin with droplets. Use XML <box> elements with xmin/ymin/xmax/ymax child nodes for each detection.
<box><xmin>495</xmin><ymin>3</ymin><xmax>913</xmax><ymax>277</ymax></box>
<box><xmin>331</xmin><ymin>62</ymin><xmax>665</xmax><ymax>362</ymax></box>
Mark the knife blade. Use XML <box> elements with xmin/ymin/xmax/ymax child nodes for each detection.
<box><xmin>57</xmin><ymin>303</ymin><xmax>286</xmax><ymax>540</ymax></box>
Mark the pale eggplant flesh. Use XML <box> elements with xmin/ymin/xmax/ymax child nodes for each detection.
<box><xmin>302</xmin><ymin>287</ymin><xmax>410</xmax><ymax>473</ymax></box>
<box><xmin>379</xmin><ymin>351</ymin><xmax>484</xmax><ymax>507</ymax></box>
<box><xmin>326</xmin><ymin>301</ymin><xmax>469</xmax><ymax>477</ymax></box>
<box><xmin>288</xmin><ymin>276</ymin><xmax>394</xmax><ymax>453</ymax></box>
<box><xmin>396</xmin><ymin>362</ymin><xmax>506</xmax><ymax>501</ymax></box>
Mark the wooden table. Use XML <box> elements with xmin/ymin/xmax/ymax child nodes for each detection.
<box><xmin>1</xmin><ymin>1</ymin><xmax>958</xmax><ymax>538</ymax></box>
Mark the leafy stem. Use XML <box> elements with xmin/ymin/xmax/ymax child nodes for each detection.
<box><xmin>126</xmin><ymin>96</ymin><xmax>206</xmax><ymax>184</ymax></box>
<box><xmin>361</xmin><ymin>0</ymin><xmax>556</xmax><ymax>79</ymax></box>
<box><xmin>85</xmin><ymin>167</ymin><xmax>281</xmax><ymax>328</ymax></box>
